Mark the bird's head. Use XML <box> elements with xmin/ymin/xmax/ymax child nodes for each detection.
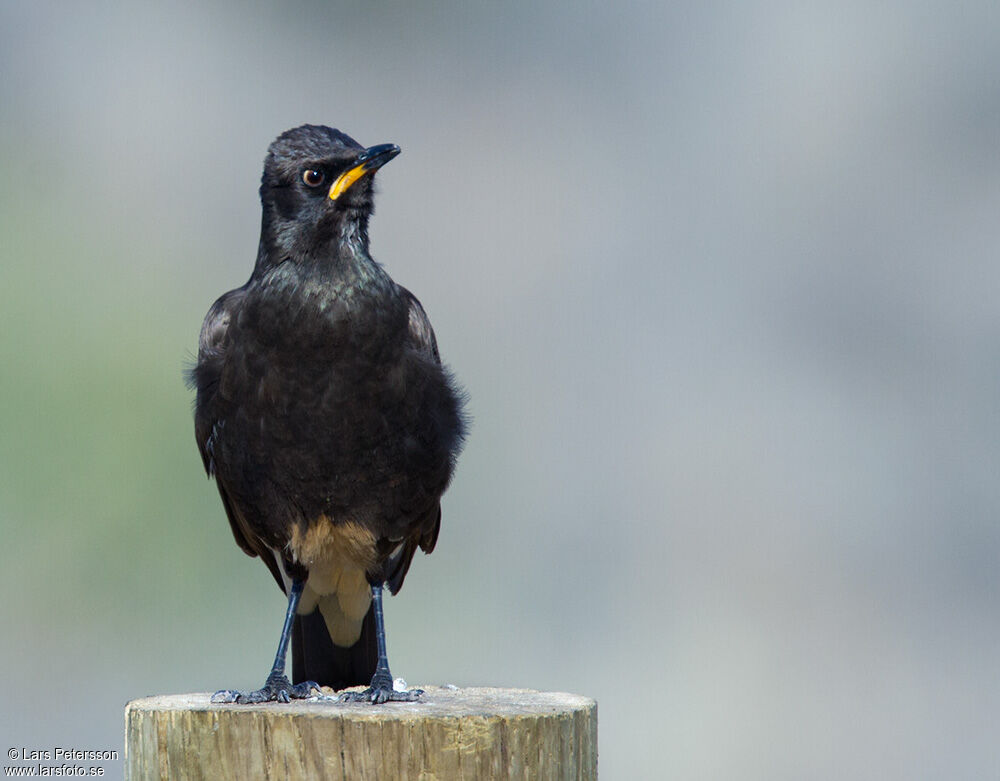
<box><xmin>257</xmin><ymin>125</ymin><xmax>400</xmax><ymax>263</ymax></box>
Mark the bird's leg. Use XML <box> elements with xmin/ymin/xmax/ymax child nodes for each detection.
<box><xmin>211</xmin><ymin>579</ymin><xmax>321</xmax><ymax>704</ymax></box>
<box><xmin>340</xmin><ymin>584</ymin><xmax>423</xmax><ymax>704</ymax></box>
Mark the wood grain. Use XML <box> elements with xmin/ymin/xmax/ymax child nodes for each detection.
<box><xmin>125</xmin><ymin>686</ymin><xmax>597</xmax><ymax>780</ymax></box>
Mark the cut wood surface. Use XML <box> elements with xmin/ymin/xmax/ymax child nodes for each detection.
<box><xmin>125</xmin><ymin>686</ymin><xmax>597</xmax><ymax>780</ymax></box>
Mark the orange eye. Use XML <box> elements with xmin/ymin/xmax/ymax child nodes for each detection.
<box><xmin>302</xmin><ymin>169</ymin><xmax>325</xmax><ymax>187</ymax></box>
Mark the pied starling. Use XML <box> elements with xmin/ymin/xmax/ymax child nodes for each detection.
<box><xmin>189</xmin><ymin>125</ymin><xmax>466</xmax><ymax>704</ymax></box>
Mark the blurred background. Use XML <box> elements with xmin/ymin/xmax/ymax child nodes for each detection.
<box><xmin>1</xmin><ymin>1</ymin><xmax>998</xmax><ymax>778</ymax></box>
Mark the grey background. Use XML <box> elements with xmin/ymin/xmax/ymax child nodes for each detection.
<box><xmin>1</xmin><ymin>2</ymin><xmax>997</xmax><ymax>778</ymax></box>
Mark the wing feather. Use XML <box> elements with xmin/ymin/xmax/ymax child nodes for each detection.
<box><xmin>190</xmin><ymin>288</ymin><xmax>285</xmax><ymax>591</ymax></box>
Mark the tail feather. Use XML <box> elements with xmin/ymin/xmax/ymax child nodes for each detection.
<box><xmin>291</xmin><ymin>604</ymin><xmax>376</xmax><ymax>690</ymax></box>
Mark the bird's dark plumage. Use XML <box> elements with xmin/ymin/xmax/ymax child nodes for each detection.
<box><xmin>189</xmin><ymin>125</ymin><xmax>466</xmax><ymax>703</ymax></box>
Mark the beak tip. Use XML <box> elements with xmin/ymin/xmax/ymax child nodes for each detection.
<box><xmin>364</xmin><ymin>143</ymin><xmax>401</xmax><ymax>166</ymax></box>
<box><xmin>328</xmin><ymin>143</ymin><xmax>401</xmax><ymax>201</ymax></box>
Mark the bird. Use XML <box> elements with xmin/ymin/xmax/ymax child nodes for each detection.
<box><xmin>188</xmin><ymin>125</ymin><xmax>466</xmax><ymax>704</ymax></box>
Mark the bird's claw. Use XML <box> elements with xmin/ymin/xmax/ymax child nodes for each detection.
<box><xmin>337</xmin><ymin>669</ymin><xmax>422</xmax><ymax>704</ymax></box>
<box><xmin>339</xmin><ymin>686</ymin><xmax>423</xmax><ymax>704</ymax></box>
<box><xmin>211</xmin><ymin>675</ymin><xmax>320</xmax><ymax>704</ymax></box>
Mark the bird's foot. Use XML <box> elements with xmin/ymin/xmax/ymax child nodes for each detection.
<box><xmin>339</xmin><ymin>686</ymin><xmax>423</xmax><ymax>704</ymax></box>
<box><xmin>211</xmin><ymin>672</ymin><xmax>320</xmax><ymax>704</ymax></box>
<box><xmin>339</xmin><ymin>670</ymin><xmax>423</xmax><ymax>704</ymax></box>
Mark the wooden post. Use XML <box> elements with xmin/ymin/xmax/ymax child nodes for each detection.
<box><xmin>125</xmin><ymin>686</ymin><xmax>597</xmax><ymax>780</ymax></box>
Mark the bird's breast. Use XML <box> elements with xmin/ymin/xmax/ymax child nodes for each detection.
<box><xmin>233</xmin><ymin>273</ymin><xmax>408</xmax><ymax>375</ymax></box>
<box><xmin>219</xmin><ymin>278</ymin><xmax>417</xmax><ymax>460</ymax></box>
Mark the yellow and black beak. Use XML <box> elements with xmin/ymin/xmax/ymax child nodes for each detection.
<box><xmin>328</xmin><ymin>143</ymin><xmax>401</xmax><ymax>201</ymax></box>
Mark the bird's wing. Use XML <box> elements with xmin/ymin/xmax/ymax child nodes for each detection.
<box><xmin>398</xmin><ymin>287</ymin><xmax>446</xmax><ymax>554</ymax></box>
<box><xmin>190</xmin><ymin>288</ymin><xmax>285</xmax><ymax>591</ymax></box>
<box><xmin>401</xmin><ymin>287</ymin><xmax>441</xmax><ymax>363</ymax></box>
<box><xmin>190</xmin><ymin>289</ymin><xmax>245</xmax><ymax>477</ymax></box>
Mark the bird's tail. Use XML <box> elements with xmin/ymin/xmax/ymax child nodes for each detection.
<box><xmin>291</xmin><ymin>603</ymin><xmax>377</xmax><ymax>690</ymax></box>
